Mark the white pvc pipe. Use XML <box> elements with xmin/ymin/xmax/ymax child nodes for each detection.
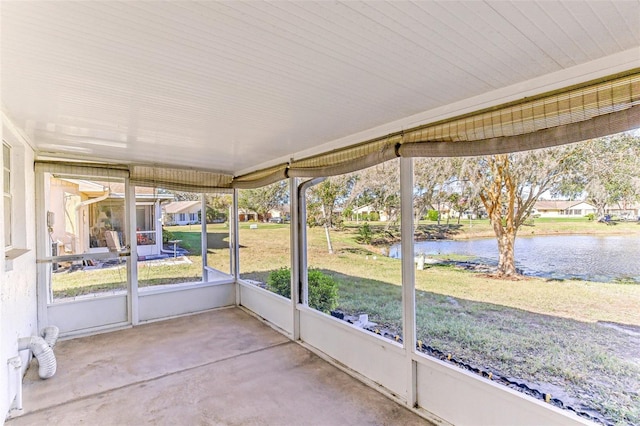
<box><xmin>8</xmin><ymin>356</ymin><xmax>22</xmax><ymax>411</ymax></box>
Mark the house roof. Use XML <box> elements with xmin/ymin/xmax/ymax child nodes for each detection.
<box><xmin>62</xmin><ymin>179</ymin><xmax>108</xmax><ymax>194</ymax></box>
<box><xmin>164</xmin><ymin>201</ymin><xmax>201</xmax><ymax>214</ymax></box>
<box><xmin>534</xmin><ymin>200</ymin><xmax>591</xmax><ymax>211</ymax></box>
<box><xmin>269</xmin><ymin>205</ymin><xmax>291</xmax><ymax>214</ymax></box>
<box><xmin>58</xmin><ymin>178</ymin><xmax>173</xmax><ymax>202</ymax></box>
<box><xmin>108</xmin><ymin>182</ymin><xmax>169</xmax><ymax>197</ymax></box>
<box><xmin>2</xmin><ymin>2</ymin><xmax>638</xmax><ymax>177</ymax></box>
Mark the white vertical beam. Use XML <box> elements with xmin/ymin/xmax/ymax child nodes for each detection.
<box><xmin>201</xmin><ymin>194</ymin><xmax>207</xmax><ymax>279</ymax></box>
<box><xmin>34</xmin><ymin>170</ymin><xmax>49</xmax><ymax>329</ymax></box>
<box><xmin>296</xmin><ymin>177</ymin><xmax>324</xmax><ymax>312</ymax></box>
<box><xmin>298</xmin><ymin>180</ymin><xmax>314</xmax><ymax>307</ymax></box>
<box><xmin>290</xmin><ymin>177</ymin><xmax>300</xmax><ymax>340</ymax></box>
<box><xmin>155</xmin><ymin>201</ymin><xmax>162</xmax><ymax>256</ymax></box>
<box><xmin>125</xmin><ymin>178</ymin><xmax>138</xmax><ymax>325</ymax></box>
<box><xmin>400</xmin><ymin>157</ymin><xmax>417</xmax><ymax>406</ymax></box>
<box><xmin>231</xmin><ymin>189</ymin><xmax>240</xmax><ymax>304</ymax></box>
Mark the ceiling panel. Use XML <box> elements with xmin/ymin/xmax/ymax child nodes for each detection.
<box><xmin>1</xmin><ymin>1</ymin><xmax>639</xmax><ymax>175</ymax></box>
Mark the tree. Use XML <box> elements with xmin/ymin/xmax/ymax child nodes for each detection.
<box><xmin>238</xmin><ymin>181</ymin><xmax>288</xmax><ymax>222</ymax></box>
<box><xmin>205</xmin><ymin>194</ymin><xmax>232</xmax><ymax>223</ymax></box>
<box><xmin>556</xmin><ymin>134</ymin><xmax>640</xmax><ymax>217</ymax></box>
<box><xmin>350</xmin><ymin>160</ymin><xmax>400</xmax><ymax>231</ymax></box>
<box><xmin>307</xmin><ymin>176</ymin><xmax>354</xmax><ymax>254</ymax></box>
<box><xmin>413</xmin><ymin>157</ymin><xmax>459</xmax><ymax>228</ymax></box>
<box><xmin>462</xmin><ymin>145</ymin><xmax>579</xmax><ymax>276</ymax></box>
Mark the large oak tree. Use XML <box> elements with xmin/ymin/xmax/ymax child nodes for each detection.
<box><xmin>461</xmin><ymin>145</ymin><xmax>579</xmax><ymax>276</ymax></box>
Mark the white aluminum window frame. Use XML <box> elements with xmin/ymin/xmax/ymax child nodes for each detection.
<box><xmin>3</xmin><ymin>141</ymin><xmax>12</xmax><ymax>249</ymax></box>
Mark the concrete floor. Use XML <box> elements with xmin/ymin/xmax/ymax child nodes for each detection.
<box><xmin>8</xmin><ymin>308</ymin><xmax>430</xmax><ymax>425</ymax></box>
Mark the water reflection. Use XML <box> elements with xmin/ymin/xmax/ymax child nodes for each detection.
<box><xmin>389</xmin><ymin>235</ymin><xmax>640</xmax><ymax>282</ymax></box>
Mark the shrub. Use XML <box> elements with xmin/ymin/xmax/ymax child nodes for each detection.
<box><xmin>162</xmin><ymin>227</ymin><xmax>175</xmax><ymax>244</ymax></box>
<box><xmin>267</xmin><ymin>267</ymin><xmax>338</xmax><ymax>313</ymax></box>
<box><xmin>267</xmin><ymin>267</ymin><xmax>291</xmax><ymax>298</ymax></box>
<box><xmin>357</xmin><ymin>222</ymin><xmax>372</xmax><ymax>244</ymax></box>
<box><xmin>426</xmin><ymin>209</ymin><xmax>439</xmax><ymax>221</ymax></box>
<box><xmin>307</xmin><ymin>269</ymin><xmax>339</xmax><ymax>313</ymax></box>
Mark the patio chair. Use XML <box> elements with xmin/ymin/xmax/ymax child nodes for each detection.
<box><xmin>105</xmin><ymin>231</ymin><xmax>126</xmax><ymax>264</ymax></box>
<box><xmin>105</xmin><ymin>231</ymin><xmax>123</xmax><ymax>252</ymax></box>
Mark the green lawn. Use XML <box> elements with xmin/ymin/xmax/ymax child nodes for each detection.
<box><xmin>51</xmin><ymin>219</ymin><xmax>640</xmax><ymax>424</ymax></box>
<box><xmin>236</xmin><ymin>219</ymin><xmax>640</xmax><ymax>425</ymax></box>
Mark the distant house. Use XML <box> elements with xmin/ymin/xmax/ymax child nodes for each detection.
<box><xmin>352</xmin><ymin>205</ymin><xmax>389</xmax><ymax>221</ymax></box>
<box><xmin>164</xmin><ymin>201</ymin><xmax>201</xmax><ymax>225</ymax></box>
<box><xmin>237</xmin><ymin>205</ymin><xmax>290</xmax><ymax>222</ymax></box>
<box><xmin>238</xmin><ymin>208</ymin><xmax>259</xmax><ymax>222</ymax></box>
<box><xmin>533</xmin><ymin>200</ymin><xmax>596</xmax><ymax>218</ymax></box>
<box><xmin>605</xmin><ymin>203</ymin><xmax>640</xmax><ymax>219</ymax></box>
<box><xmin>268</xmin><ymin>204</ymin><xmax>290</xmax><ymax>222</ymax></box>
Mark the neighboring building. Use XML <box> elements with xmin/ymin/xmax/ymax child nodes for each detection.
<box><xmin>238</xmin><ymin>206</ymin><xmax>290</xmax><ymax>222</ymax></box>
<box><xmin>605</xmin><ymin>203</ymin><xmax>640</xmax><ymax>219</ymax></box>
<box><xmin>533</xmin><ymin>200</ymin><xmax>596</xmax><ymax>217</ymax></box>
<box><xmin>352</xmin><ymin>205</ymin><xmax>389</xmax><ymax>221</ymax></box>
<box><xmin>268</xmin><ymin>204</ymin><xmax>291</xmax><ymax>222</ymax></box>
<box><xmin>47</xmin><ymin>178</ymin><xmax>172</xmax><ymax>259</ymax></box>
<box><xmin>164</xmin><ymin>201</ymin><xmax>201</xmax><ymax>225</ymax></box>
<box><xmin>237</xmin><ymin>208</ymin><xmax>258</xmax><ymax>222</ymax></box>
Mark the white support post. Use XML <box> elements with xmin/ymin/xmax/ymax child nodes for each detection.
<box><xmin>231</xmin><ymin>189</ymin><xmax>241</xmax><ymax>305</ymax></box>
<box><xmin>296</xmin><ymin>178</ymin><xmax>325</xmax><ymax>313</ymax></box>
<box><xmin>34</xmin><ymin>170</ymin><xmax>49</xmax><ymax>329</ymax></box>
<box><xmin>201</xmin><ymin>194</ymin><xmax>207</xmax><ymax>280</ymax></box>
<box><xmin>297</xmin><ymin>179</ymin><xmax>321</xmax><ymax>307</ymax></box>
<box><xmin>400</xmin><ymin>157</ymin><xmax>417</xmax><ymax>407</ymax></box>
<box><xmin>290</xmin><ymin>177</ymin><xmax>301</xmax><ymax>340</ymax></box>
<box><xmin>125</xmin><ymin>178</ymin><xmax>139</xmax><ymax>325</ymax></box>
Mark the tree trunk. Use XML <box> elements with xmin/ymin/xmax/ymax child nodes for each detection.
<box><xmin>496</xmin><ymin>231</ymin><xmax>517</xmax><ymax>276</ymax></box>
<box><xmin>320</xmin><ymin>204</ymin><xmax>333</xmax><ymax>254</ymax></box>
<box><xmin>482</xmin><ymin>154</ymin><xmax>520</xmax><ymax>277</ymax></box>
<box><xmin>323</xmin><ymin>224</ymin><xmax>333</xmax><ymax>254</ymax></box>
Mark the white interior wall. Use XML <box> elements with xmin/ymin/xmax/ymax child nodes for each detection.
<box><xmin>1</xmin><ymin>121</ymin><xmax>38</xmax><ymax>421</ymax></box>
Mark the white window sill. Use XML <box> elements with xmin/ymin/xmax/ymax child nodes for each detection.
<box><xmin>5</xmin><ymin>248</ymin><xmax>30</xmax><ymax>271</ymax></box>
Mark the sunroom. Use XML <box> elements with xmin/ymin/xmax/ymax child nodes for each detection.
<box><xmin>2</xmin><ymin>2</ymin><xmax>639</xmax><ymax>425</ymax></box>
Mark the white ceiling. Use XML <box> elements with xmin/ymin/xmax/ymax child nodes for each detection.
<box><xmin>2</xmin><ymin>1</ymin><xmax>639</xmax><ymax>176</ymax></box>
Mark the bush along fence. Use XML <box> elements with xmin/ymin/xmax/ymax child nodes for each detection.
<box><xmin>267</xmin><ymin>268</ymin><xmax>338</xmax><ymax>313</ymax></box>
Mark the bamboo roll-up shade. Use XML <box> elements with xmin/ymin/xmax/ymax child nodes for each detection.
<box><xmin>35</xmin><ymin>161</ymin><xmax>130</xmax><ymax>179</ymax></box>
<box><xmin>129</xmin><ymin>165</ymin><xmax>233</xmax><ymax>193</ymax></box>
<box><xmin>399</xmin><ymin>73</ymin><xmax>640</xmax><ymax>155</ymax></box>
<box><xmin>398</xmin><ymin>105</ymin><xmax>640</xmax><ymax>157</ymax></box>
<box><xmin>232</xmin><ymin>164</ymin><xmax>289</xmax><ymax>189</ymax></box>
<box><xmin>283</xmin><ymin>73</ymin><xmax>639</xmax><ymax>177</ymax></box>
<box><xmin>288</xmin><ymin>135</ymin><xmax>401</xmax><ymax>178</ymax></box>
<box><xmin>36</xmin><ymin>73</ymin><xmax>640</xmax><ymax>186</ymax></box>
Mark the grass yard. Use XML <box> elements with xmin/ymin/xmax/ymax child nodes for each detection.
<box><xmin>237</xmin><ymin>219</ymin><xmax>640</xmax><ymax>425</ymax></box>
<box><xmin>51</xmin><ymin>218</ymin><xmax>640</xmax><ymax>424</ymax></box>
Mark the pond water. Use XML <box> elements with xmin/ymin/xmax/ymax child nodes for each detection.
<box><xmin>388</xmin><ymin>235</ymin><xmax>640</xmax><ymax>282</ymax></box>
